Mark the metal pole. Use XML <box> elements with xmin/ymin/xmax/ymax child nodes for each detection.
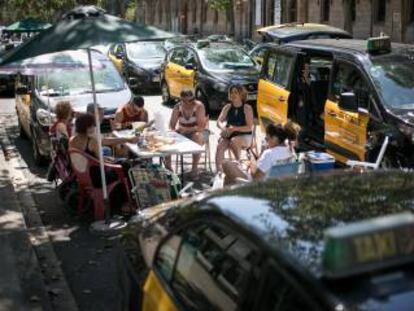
<box><xmin>87</xmin><ymin>48</ymin><xmax>110</xmax><ymax>223</ymax></box>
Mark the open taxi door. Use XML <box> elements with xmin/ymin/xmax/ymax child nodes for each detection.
<box><xmin>324</xmin><ymin>60</ymin><xmax>370</xmax><ymax>163</ymax></box>
<box><xmin>15</xmin><ymin>75</ymin><xmax>32</xmax><ymax>137</ymax></box>
<box><xmin>108</xmin><ymin>44</ymin><xmax>124</xmax><ymax>73</ymax></box>
<box><xmin>257</xmin><ymin>48</ymin><xmax>296</xmax><ymax>130</ymax></box>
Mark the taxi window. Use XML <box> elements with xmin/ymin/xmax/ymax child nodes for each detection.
<box><xmin>265</xmin><ymin>51</ymin><xmax>294</xmax><ymax>88</ymax></box>
<box><xmin>331</xmin><ymin>62</ymin><xmax>370</xmax><ymax>108</ymax></box>
<box><xmin>170</xmin><ymin>49</ymin><xmax>186</xmax><ymax>65</ymax></box>
<box><xmin>171</xmin><ymin>222</ymin><xmax>257</xmax><ymax>311</ymax></box>
<box><xmin>183</xmin><ymin>49</ymin><xmax>197</xmax><ymax>67</ymax></box>
<box><xmin>257</xmin><ymin>261</ymin><xmax>318</xmax><ymax>311</ymax></box>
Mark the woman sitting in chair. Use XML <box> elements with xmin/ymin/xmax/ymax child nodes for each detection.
<box><xmin>223</xmin><ymin>123</ymin><xmax>297</xmax><ymax>186</ymax></box>
<box><xmin>216</xmin><ymin>84</ymin><xmax>254</xmax><ymax>173</ymax></box>
<box><xmin>50</xmin><ymin>101</ymin><xmax>73</xmax><ymax>142</ymax></box>
<box><xmin>165</xmin><ymin>89</ymin><xmax>206</xmax><ymax>178</ymax></box>
<box><xmin>69</xmin><ymin>113</ymin><xmax>130</xmax><ymax>212</ymax></box>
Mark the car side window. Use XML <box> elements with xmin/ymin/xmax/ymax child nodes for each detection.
<box><xmin>170</xmin><ymin>222</ymin><xmax>257</xmax><ymax>311</ymax></box>
<box><xmin>331</xmin><ymin>62</ymin><xmax>370</xmax><ymax>109</ymax></box>
<box><xmin>154</xmin><ymin>233</ymin><xmax>182</xmax><ymax>282</ymax></box>
<box><xmin>264</xmin><ymin>52</ymin><xmax>277</xmax><ymax>81</ymax></box>
<box><xmin>257</xmin><ymin>261</ymin><xmax>317</xmax><ymax>311</ymax></box>
<box><xmin>170</xmin><ymin>49</ymin><xmax>186</xmax><ymax>66</ymax></box>
<box><xmin>273</xmin><ymin>53</ymin><xmax>295</xmax><ymax>88</ymax></box>
<box><xmin>184</xmin><ymin>50</ymin><xmax>197</xmax><ymax>67</ymax></box>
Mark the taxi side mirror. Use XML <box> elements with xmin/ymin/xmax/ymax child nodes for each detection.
<box><xmin>129</xmin><ymin>77</ymin><xmax>138</xmax><ymax>88</ymax></box>
<box><xmin>16</xmin><ymin>86</ymin><xmax>28</xmax><ymax>95</ymax></box>
<box><xmin>339</xmin><ymin>92</ymin><xmax>358</xmax><ymax>112</ymax></box>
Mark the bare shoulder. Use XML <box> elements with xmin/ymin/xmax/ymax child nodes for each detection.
<box><xmin>244</xmin><ymin>103</ymin><xmax>254</xmax><ymax>115</ymax></box>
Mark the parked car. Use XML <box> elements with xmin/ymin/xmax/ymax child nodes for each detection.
<box><xmin>161</xmin><ymin>40</ymin><xmax>260</xmax><ymax>113</ymax></box>
<box><xmin>257</xmin><ymin>36</ymin><xmax>414</xmax><ymax>168</ymax></box>
<box><xmin>118</xmin><ymin>170</ymin><xmax>414</xmax><ymax>310</ymax></box>
<box><xmin>257</xmin><ymin>22</ymin><xmax>352</xmax><ymax>43</ymax></box>
<box><xmin>124</xmin><ymin>41</ymin><xmax>167</xmax><ymax>92</ymax></box>
<box><xmin>15</xmin><ymin>49</ymin><xmax>131</xmax><ymax>164</ymax></box>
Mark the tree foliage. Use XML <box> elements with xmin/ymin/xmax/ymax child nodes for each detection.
<box><xmin>208</xmin><ymin>0</ymin><xmax>232</xmax><ymax>11</ymax></box>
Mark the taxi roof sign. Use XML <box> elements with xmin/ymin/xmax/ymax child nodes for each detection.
<box><xmin>367</xmin><ymin>36</ymin><xmax>391</xmax><ymax>54</ymax></box>
<box><xmin>323</xmin><ymin>213</ymin><xmax>414</xmax><ymax>279</ymax></box>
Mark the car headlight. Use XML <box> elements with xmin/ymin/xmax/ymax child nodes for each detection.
<box><xmin>36</xmin><ymin>109</ymin><xmax>56</xmax><ymax>127</ymax></box>
<box><xmin>398</xmin><ymin>123</ymin><xmax>414</xmax><ymax>143</ymax></box>
<box><xmin>213</xmin><ymin>82</ymin><xmax>228</xmax><ymax>92</ymax></box>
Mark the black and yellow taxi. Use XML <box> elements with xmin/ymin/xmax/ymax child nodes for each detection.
<box><xmin>118</xmin><ymin>170</ymin><xmax>414</xmax><ymax>310</ymax></box>
<box><xmin>251</xmin><ymin>23</ymin><xmax>351</xmax><ymax>71</ymax></box>
<box><xmin>160</xmin><ymin>40</ymin><xmax>260</xmax><ymax>112</ymax></box>
<box><xmin>257</xmin><ymin>36</ymin><xmax>414</xmax><ymax>168</ymax></box>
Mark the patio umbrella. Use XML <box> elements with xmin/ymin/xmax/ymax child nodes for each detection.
<box><xmin>0</xmin><ymin>6</ymin><xmax>175</xmax><ymax>226</ymax></box>
<box><xmin>4</xmin><ymin>18</ymin><xmax>52</xmax><ymax>34</ymax></box>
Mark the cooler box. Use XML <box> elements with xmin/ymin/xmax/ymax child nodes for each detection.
<box><xmin>305</xmin><ymin>151</ymin><xmax>335</xmax><ymax>172</ymax></box>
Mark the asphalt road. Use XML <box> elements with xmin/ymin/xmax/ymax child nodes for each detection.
<box><xmin>0</xmin><ymin>92</ymin><xmax>237</xmax><ymax>310</ymax></box>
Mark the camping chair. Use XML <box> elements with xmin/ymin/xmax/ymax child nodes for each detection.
<box><xmin>68</xmin><ymin>148</ymin><xmax>133</xmax><ymax>220</ymax></box>
<box><xmin>226</xmin><ymin>118</ymin><xmax>259</xmax><ymax>161</ymax></box>
<box><xmin>346</xmin><ymin>136</ymin><xmax>389</xmax><ymax>170</ymax></box>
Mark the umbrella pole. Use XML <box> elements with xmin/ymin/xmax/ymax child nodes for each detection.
<box><xmin>87</xmin><ymin>48</ymin><xmax>110</xmax><ymax>224</ymax></box>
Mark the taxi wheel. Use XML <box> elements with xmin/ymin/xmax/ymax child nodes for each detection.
<box><xmin>18</xmin><ymin>116</ymin><xmax>27</xmax><ymax>139</ymax></box>
<box><xmin>31</xmin><ymin>129</ymin><xmax>46</xmax><ymax>166</ymax></box>
<box><xmin>161</xmin><ymin>81</ymin><xmax>172</xmax><ymax>105</ymax></box>
<box><xmin>196</xmin><ymin>89</ymin><xmax>210</xmax><ymax>114</ymax></box>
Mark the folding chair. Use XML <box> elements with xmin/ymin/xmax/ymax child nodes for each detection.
<box><xmin>346</xmin><ymin>136</ymin><xmax>389</xmax><ymax>170</ymax></box>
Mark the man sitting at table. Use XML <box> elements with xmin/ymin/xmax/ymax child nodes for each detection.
<box><xmin>114</xmin><ymin>95</ymin><xmax>149</xmax><ymax>129</ymax></box>
<box><xmin>165</xmin><ymin>89</ymin><xmax>206</xmax><ymax>178</ymax></box>
<box><xmin>86</xmin><ymin>103</ymin><xmax>139</xmax><ymax>157</ymax></box>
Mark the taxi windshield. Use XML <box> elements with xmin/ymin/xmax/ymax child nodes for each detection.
<box><xmin>37</xmin><ymin>60</ymin><xmax>124</xmax><ymax>95</ymax></box>
<box><xmin>198</xmin><ymin>48</ymin><xmax>255</xmax><ymax>71</ymax></box>
<box><xmin>126</xmin><ymin>42</ymin><xmax>166</xmax><ymax>60</ymax></box>
<box><xmin>370</xmin><ymin>53</ymin><xmax>414</xmax><ymax>109</ymax></box>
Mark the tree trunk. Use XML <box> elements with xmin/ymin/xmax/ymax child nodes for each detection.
<box><xmin>343</xmin><ymin>0</ymin><xmax>353</xmax><ymax>34</ymax></box>
<box><xmin>227</xmin><ymin>0</ymin><xmax>235</xmax><ymax>36</ymax></box>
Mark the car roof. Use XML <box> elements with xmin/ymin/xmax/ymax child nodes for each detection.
<box><xmin>258</xmin><ymin>23</ymin><xmax>350</xmax><ymax>39</ymax></box>
<box><xmin>187</xmin><ymin>171</ymin><xmax>414</xmax><ymax>278</ymax></box>
<box><xmin>285</xmin><ymin>38</ymin><xmax>414</xmax><ymax>56</ymax></box>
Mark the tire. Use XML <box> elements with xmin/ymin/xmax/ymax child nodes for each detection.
<box><xmin>196</xmin><ymin>88</ymin><xmax>210</xmax><ymax>115</ymax></box>
<box><xmin>31</xmin><ymin>133</ymin><xmax>46</xmax><ymax>166</ymax></box>
<box><xmin>161</xmin><ymin>81</ymin><xmax>172</xmax><ymax>105</ymax></box>
<box><xmin>18</xmin><ymin>116</ymin><xmax>28</xmax><ymax>139</ymax></box>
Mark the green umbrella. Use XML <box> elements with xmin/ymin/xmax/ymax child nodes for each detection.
<box><xmin>0</xmin><ymin>6</ymin><xmax>176</xmax><ymax>226</ymax></box>
<box><xmin>4</xmin><ymin>17</ymin><xmax>51</xmax><ymax>33</ymax></box>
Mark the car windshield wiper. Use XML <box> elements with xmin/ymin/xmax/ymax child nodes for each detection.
<box><xmin>82</xmin><ymin>88</ymin><xmax>123</xmax><ymax>94</ymax></box>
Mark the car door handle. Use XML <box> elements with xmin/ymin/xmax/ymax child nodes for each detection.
<box><xmin>327</xmin><ymin>111</ymin><xmax>337</xmax><ymax>117</ymax></box>
<box><xmin>278</xmin><ymin>96</ymin><xmax>286</xmax><ymax>102</ymax></box>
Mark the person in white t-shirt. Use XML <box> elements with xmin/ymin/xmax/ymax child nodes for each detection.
<box><xmin>223</xmin><ymin>123</ymin><xmax>298</xmax><ymax>186</ymax></box>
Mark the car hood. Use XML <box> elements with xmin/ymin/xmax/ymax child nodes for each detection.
<box><xmin>215</xmin><ymin>69</ymin><xmax>260</xmax><ymax>84</ymax></box>
<box><xmin>132</xmin><ymin>58</ymin><xmax>164</xmax><ymax>70</ymax></box>
<box><xmin>388</xmin><ymin>107</ymin><xmax>414</xmax><ymax>126</ymax></box>
<box><xmin>37</xmin><ymin>88</ymin><xmax>131</xmax><ymax>114</ymax></box>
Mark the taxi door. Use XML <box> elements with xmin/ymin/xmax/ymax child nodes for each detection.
<box><xmin>164</xmin><ymin>48</ymin><xmax>187</xmax><ymax>98</ymax></box>
<box><xmin>15</xmin><ymin>75</ymin><xmax>32</xmax><ymax>137</ymax></box>
<box><xmin>257</xmin><ymin>49</ymin><xmax>296</xmax><ymax>129</ymax></box>
<box><xmin>177</xmin><ymin>49</ymin><xmax>196</xmax><ymax>93</ymax></box>
<box><xmin>324</xmin><ymin>59</ymin><xmax>370</xmax><ymax>162</ymax></box>
<box><xmin>108</xmin><ymin>44</ymin><xmax>124</xmax><ymax>72</ymax></box>
<box><xmin>141</xmin><ymin>271</ymin><xmax>178</xmax><ymax>311</ymax></box>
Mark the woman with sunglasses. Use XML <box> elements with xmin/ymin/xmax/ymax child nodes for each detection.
<box><xmin>222</xmin><ymin>123</ymin><xmax>298</xmax><ymax>185</ymax></box>
<box><xmin>165</xmin><ymin>89</ymin><xmax>206</xmax><ymax>177</ymax></box>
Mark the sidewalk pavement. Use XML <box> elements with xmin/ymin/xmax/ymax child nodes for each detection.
<box><xmin>0</xmin><ymin>151</ymin><xmax>52</xmax><ymax>311</ymax></box>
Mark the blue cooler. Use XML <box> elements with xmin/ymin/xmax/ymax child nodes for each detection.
<box><xmin>305</xmin><ymin>151</ymin><xmax>335</xmax><ymax>172</ymax></box>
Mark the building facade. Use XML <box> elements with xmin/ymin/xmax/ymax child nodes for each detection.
<box><xmin>136</xmin><ymin>0</ymin><xmax>283</xmax><ymax>39</ymax></box>
<box><xmin>138</xmin><ymin>0</ymin><xmax>414</xmax><ymax>43</ymax></box>
<box><xmin>285</xmin><ymin>0</ymin><xmax>414</xmax><ymax>43</ymax></box>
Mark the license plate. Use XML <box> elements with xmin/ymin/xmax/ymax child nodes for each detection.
<box><xmin>152</xmin><ymin>76</ymin><xmax>160</xmax><ymax>82</ymax></box>
<box><xmin>247</xmin><ymin>94</ymin><xmax>257</xmax><ymax>101</ymax></box>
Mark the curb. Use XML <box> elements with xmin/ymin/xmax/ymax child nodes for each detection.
<box><xmin>0</xmin><ymin>120</ymin><xmax>79</xmax><ymax>311</ymax></box>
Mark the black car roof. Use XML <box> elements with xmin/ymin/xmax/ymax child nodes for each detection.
<box><xmin>284</xmin><ymin>38</ymin><xmax>414</xmax><ymax>56</ymax></box>
<box><xmin>190</xmin><ymin>171</ymin><xmax>414</xmax><ymax>278</ymax></box>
